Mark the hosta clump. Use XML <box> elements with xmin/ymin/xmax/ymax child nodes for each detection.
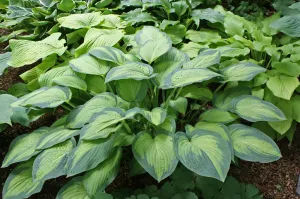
<box><xmin>1</xmin><ymin>23</ymin><xmax>285</xmax><ymax>199</ymax></box>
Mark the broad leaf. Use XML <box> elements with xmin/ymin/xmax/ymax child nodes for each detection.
<box><xmin>266</xmin><ymin>75</ymin><xmax>300</xmax><ymax>100</ymax></box>
<box><xmin>67</xmin><ymin>136</ymin><xmax>115</xmax><ymax>176</ymax></box>
<box><xmin>132</xmin><ymin>131</ymin><xmax>178</xmax><ymax>182</ymax></box>
<box><xmin>53</xmin><ymin>75</ymin><xmax>87</xmax><ymax>91</ymax></box>
<box><xmin>105</xmin><ymin>62</ymin><xmax>156</xmax><ymax>83</ymax></box>
<box><xmin>58</xmin><ymin>12</ymin><xmax>103</xmax><ymax>29</ymax></box>
<box><xmin>13</xmin><ymin>86</ymin><xmax>72</xmax><ymax>108</ymax></box>
<box><xmin>83</xmin><ymin>148</ymin><xmax>122</xmax><ymax>196</ymax></box>
<box><xmin>169</xmin><ymin>97</ymin><xmax>188</xmax><ymax>115</ymax></box>
<box><xmin>0</xmin><ymin>94</ymin><xmax>17</xmax><ymax>125</ymax></box>
<box><xmin>3</xmin><ymin>160</ymin><xmax>44</xmax><ymax>199</ymax></box>
<box><xmin>174</xmin><ymin>130</ymin><xmax>231</xmax><ymax>182</ymax></box>
<box><xmin>220</xmin><ymin>62</ymin><xmax>266</xmax><ymax>82</ymax></box>
<box><xmin>270</xmin><ymin>15</ymin><xmax>300</xmax><ymax>37</ymax></box>
<box><xmin>160</xmin><ymin>68</ymin><xmax>220</xmax><ymax>89</ymax></box>
<box><xmin>116</xmin><ymin>79</ymin><xmax>148</xmax><ymax>102</ymax></box>
<box><xmin>2</xmin><ymin>128</ymin><xmax>48</xmax><ymax>167</ymax></box>
<box><xmin>0</xmin><ymin>52</ymin><xmax>11</xmax><ymax>75</ymax></box>
<box><xmin>229</xmin><ymin>124</ymin><xmax>281</xmax><ymax>163</ymax></box>
<box><xmin>191</xmin><ymin>8</ymin><xmax>224</xmax><ymax>25</ymax></box>
<box><xmin>186</xmin><ymin>29</ymin><xmax>221</xmax><ymax>43</ymax></box>
<box><xmin>121</xmin><ymin>8</ymin><xmax>157</xmax><ymax>26</ymax></box>
<box><xmin>183</xmin><ymin>49</ymin><xmax>220</xmax><ymax>69</ymax></box>
<box><xmin>37</xmin><ymin>126</ymin><xmax>79</xmax><ymax>149</ymax></box>
<box><xmin>89</xmin><ymin>46</ymin><xmax>127</xmax><ymax>65</ymax></box>
<box><xmin>75</xmin><ymin>28</ymin><xmax>124</xmax><ymax>57</ymax></box>
<box><xmin>135</xmin><ymin>26</ymin><xmax>172</xmax><ymax>64</ymax></box>
<box><xmin>126</xmin><ymin>107</ymin><xmax>167</xmax><ymax>126</ymax></box>
<box><xmin>200</xmin><ymin>108</ymin><xmax>238</xmax><ymax>124</ymax></box>
<box><xmin>230</xmin><ymin>95</ymin><xmax>286</xmax><ymax>122</ymax></box>
<box><xmin>56</xmin><ymin>177</ymin><xmax>88</xmax><ymax>199</ymax></box>
<box><xmin>8</xmin><ymin>33</ymin><xmax>66</xmax><ymax>67</ymax></box>
<box><xmin>57</xmin><ymin>0</ymin><xmax>75</xmax><ymax>12</ymax></box>
<box><xmin>33</xmin><ymin>139</ymin><xmax>75</xmax><ymax>182</ymax></box>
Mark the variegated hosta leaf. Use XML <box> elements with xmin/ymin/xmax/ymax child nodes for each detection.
<box><xmin>2</xmin><ymin>128</ymin><xmax>48</xmax><ymax>167</ymax></box>
<box><xmin>183</xmin><ymin>49</ymin><xmax>221</xmax><ymax>69</ymax></box>
<box><xmin>116</xmin><ymin>79</ymin><xmax>148</xmax><ymax>102</ymax></box>
<box><xmin>135</xmin><ymin>26</ymin><xmax>172</xmax><ymax>64</ymax></box>
<box><xmin>200</xmin><ymin>108</ymin><xmax>239</xmax><ymax>124</ymax></box>
<box><xmin>89</xmin><ymin>46</ymin><xmax>127</xmax><ymax>65</ymax></box>
<box><xmin>0</xmin><ymin>94</ymin><xmax>17</xmax><ymax>125</ymax></box>
<box><xmin>160</xmin><ymin>68</ymin><xmax>221</xmax><ymax>89</ymax></box>
<box><xmin>126</xmin><ymin>107</ymin><xmax>167</xmax><ymax>126</ymax></box>
<box><xmin>33</xmin><ymin>139</ymin><xmax>75</xmax><ymax>182</ymax></box>
<box><xmin>220</xmin><ymin>62</ymin><xmax>266</xmax><ymax>82</ymax></box>
<box><xmin>67</xmin><ymin>135</ymin><xmax>115</xmax><ymax>176</ymax></box>
<box><xmin>191</xmin><ymin>8</ymin><xmax>225</xmax><ymax>25</ymax></box>
<box><xmin>79</xmin><ymin>108</ymin><xmax>126</xmax><ymax>140</ymax></box>
<box><xmin>37</xmin><ymin>126</ymin><xmax>79</xmax><ymax>149</ymax></box>
<box><xmin>113</xmin><ymin>128</ymin><xmax>136</xmax><ymax>147</ymax></box>
<box><xmin>217</xmin><ymin>46</ymin><xmax>250</xmax><ymax>57</ymax></box>
<box><xmin>69</xmin><ymin>54</ymin><xmax>112</xmax><ymax>75</ymax></box>
<box><xmin>8</xmin><ymin>33</ymin><xmax>66</xmax><ymax>67</ymax></box>
<box><xmin>229</xmin><ymin>124</ymin><xmax>281</xmax><ymax>163</ymax></box>
<box><xmin>158</xmin><ymin>116</ymin><xmax>176</xmax><ymax>134</ymax></box>
<box><xmin>230</xmin><ymin>95</ymin><xmax>286</xmax><ymax>122</ymax></box>
<box><xmin>132</xmin><ymin>131</ymin><xmax>178</xmax><ymax>182</ymax></box>
<box><xmin>0</xmin><ymin>52</ymin><xmax>11</xmax><ymax>75</ymax></box>
<box><xmin>3</xmin><ymin>160</ymin><xmax>44</xmax><ymax>199</ymax></box>
<box><xmin>75</xmin><ymin>28</ymin><xmax>124</xmax><ymax>57</ymax></box>
<box><xmin>83</xmin><ymin>148</ymin><xmax>122</xmax><ymax>196</ymax></box>
<box><xmin>53</xmin><ymin>75</ymin><xmax>87</xmax><ymax>91</ymax></box>
<box><xmin>56</xmin><ymin>177</ymin><xmax>88</xmax><ymax>199</ymax></box>
<box><xmin>58</xmin><ymin>12</ymin><xmax>103</xmax><ymax>29</ymax></box>
<box><xmin>99</xmin><ymin>14</ymin><xmax>126</xmax><ymax>29</ymax></box>
<box><xmin>105</xmin><ymin>62</ymin><xmax>156</xmax><ymax>83</ymax></box>
<box><xmin>194</xmin><ymin>122</ymin><xmax>234</xmax><ymax>159</ymax></box>
<box><xmin>38</xmin><ymin>65</ymin><xmax>76</xmax><ymax>87</ymax></box>
<box><xmin>12</xmin><ymin>86</ymin><xmax>72</xmax><ymax>109</ymax></box>
<box><xmin>66</xmin><ymin>92</ymin><xmax>119</xmax><ymax>128</ymax></box>
<box><xmin>213</xmin><ymin>86</ymin><xmax>251</xmax><ymax>110</ymax></box>
<box><xmin>174</xmin><ymin>130</ymin><xmax>231</xmax><ymax>182</ymax></box>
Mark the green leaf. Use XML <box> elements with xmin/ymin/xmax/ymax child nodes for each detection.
<box><xmin>89</xmin><ymin>46</ymin><xmax>127</xmax><ymax>65</ymax></box>
<box><xmin>186</xmin><ymin>29</ymin><xmax>221</xmax><ymax>43</ymax></box>
<box><xmin>173</xmin><ymin>1</ymin><xmax>188</xmax><ymax>17</ymax></box>
<box><xmin>170</xmin><ymin>97</ymin><xmax>188</xmax><ymax>115</ymax></box>
<box><xmin>53</xmin><ymin>75</ymin><xmax>87</xmax><ymax>91</ymax></box>
<box><xmin>180</xmin><ymin>42</ymin><xmax>209</xmax><ymax>58</ymax></box>
<box><xmin>2</xmin><ymin>128</ymin><xmax>48</xmax><ymax>167</ymax></box>
<box><xmin>105</xmin><ymin>62</ymin><xmax>156</xmax><ymax>83</ymax></box>
<box><xmin>3</xmin><ymin>160</ymin><xmax>44</xmax><ymax>199</ymax></box>
<box><xmin>174</xmin><ymin>130</ymin><xmax>231</xmax><ymax>182</ymax></box>
<box><xmin>135</xmin><ymin>26</ymin><xmax>172</xmax><ymax>64</ymax></box>
<box><xmin>160</xmin><ymin>68</ymin><xmax>220</xmax><ymax>89</ymax></box>
<box><xmin>86</xmin><ymin>75</ymin><xmax>106</xmax><ymax>95</ymax></box>
<box><xmin>158</xmin><ymin>116</ymin><xmax>176</xmax><ymax>134</ymax></box>
<box><xmin>70</xmin><ymin>54</ymin><xmax>112</xmax><ymax>75</ymax></box>
<box><xmin>266</xmin><ymin>75</ymin><xmax>300</xmax><ymax>100</ymax></box>
<box><xmin>180</xmin><ymin>86</ymin><xmax>213</xmax><ymax>100</ymax></box>
<box><xmin>164</xmin><ymin>24</ymin><xmax>186</xmax><ymax>45</ymax></box>
<box><xmin>220</xmin><ymin>62</ymin><xmax>266</xmax><ymax>82</ymax></box>
<box><xmin>224</xmin><ymin>15</ymin><xmax>244</xmax><ymax>37</ymax></box>
<box><xmin>200</xmin><ymin>108</ymin><xmax>239</xmax><ymax>124</ymax></box>
<box><xmin>229</xmin><ymin>124</ymin><xmax>281</xmax><ymax>163</ymax></box>
<box><xmin>67</xmin><ymin>136</ymin><xmax>115</xmax><ymax>176</ymax></box>
<box><xmin>0</xmin><ymin>94</ymin><xmax>17</xmax><ymax>125</ymax></box>
<box><xmin>37</xmin><ymin>126</ymin><xmax>79</xmax><ymax>149</ymax></box>
<box><xmin>213</xmin><ymin>86</ymin><xmax>251</xmax><ymax>110</ymax></box>
<box><xmin>292</xmin><ymin>95</ymin><xmax>300</xmax><ymax>123</ymax></box>
<box><xmin>261</xmin><ymin>12</ymin><xmax>281</xmax><ymax>36</ymax></box>
<box><xmin>194</xmin><ymin>122</ymin><xmax>231</xmax><ymax>144</ymax></box>
<box><xmin>79</xmin><ymin>108</ymin><xmax>125</xmax><ymax>140</ymax></box>
<box><xmin>56</xmin><ymin>177</ymin><xmax>88</xmax><ymax>199</ymax></box>
<box><xmin>66</xmin><ymin>93</ymin><xmax>119</xmax><ymax>128</ymax></box>
<box><xmin>273</xmin><ymin>61</ymin><xmax>300</xmax><ymax>77</ymax></box>
<box><xmin>57</xmin><ymin>12</ymin><xmax>103</xmax><ymax>29</ymax></box>
<box><xmin>0</xmin><ymin>52</ymin><xmax>11</xmax><ymax>75</ymax></box>
<box><xmin>132</xmin><ymin>131</ymin><xmax>178</xmax><ymax>182</ymax></box>
<box><xmin>270</xmin><ymin>15</ymin><xmax>300</xmax><ymax>37</ymax></box>
<box><xmin>183</xmin><ymin>49</ymin><xmax>221</xmax><ymax>69</ymax></box>
<box><xmin>75</xmin><ymin>28</ymin><xmax>124</xmax><ymax>57</ymax></box>
<box><xmin>95</xmin><ymin>0</ymin><xmax>112</xmax><ymax>8</ymax></box>
<box><xmin>13</xmin><ymin>86</ymin><xmax>72</xmax><ymax>109</ymax></box>
<box><xmin>8</xmin><ymin>83</ymin><xmax>30</xmax><ymax>97</ymax></box>
<box><xmin>83</xmin><ymin>148</ymin><xmax>122</xmax><ymax>196</ymax></box>
<box><xmin>57</xmin><ymin>0</ymin><xmax>75</xmax><ymax>12</ymax></box>
<box><xmin>8</xmin><ymin>33</ymin><xmax>66</xmax><ymax>67</ymax></box>
<box><xmin>121</xmin><ymin>8</ymin><xmax>157</xmax><ymax>26</ymax></box>
<box><xmin>33</xmin><ymin>139</ymin><xmax>75</xmax><ymax>182</ymax></box>
<box><xmin>230</xmin><ymin>95</ymin><xmax>286</xmax><ymax>122</ymax></box>
<box><xmin>191</xmin><ymin>8</ymin><xmax>224</xmax><ymax>25</ymax></box>
<box><xmin>217</xmin><ymin>46</ymin><xmax>250</xmax><ymax>57</ymax></box>
<box><xmin>126</xmin><ymin>107</ymin><xmax>167</xmax><ymax>126</ymax></box>
<box><xmin>116</xmin><ymin>79</ymin><xmax>148</xmax><ymax>102</ymax></box>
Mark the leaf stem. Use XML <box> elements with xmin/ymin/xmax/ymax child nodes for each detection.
<box><xmin>164</xmin><ymin>88</ymin><xmax>177</xmax><ymax>109</ymax></box>
<box><xmin>122</xmin><ymin>121</ymin><xmax>132</xmax><ymax>134</ymax></box>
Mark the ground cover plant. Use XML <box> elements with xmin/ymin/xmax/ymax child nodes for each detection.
<box><xmin>0</xmin><ymin>0</ymin><xmax>300</xmax><ymax>198</ymax></box>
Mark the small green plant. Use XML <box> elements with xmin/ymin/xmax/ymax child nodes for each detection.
<box><xmin>0</xmin><ymin>0</ymin><xmax>299</xmax><ymax>199</ymax></box>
